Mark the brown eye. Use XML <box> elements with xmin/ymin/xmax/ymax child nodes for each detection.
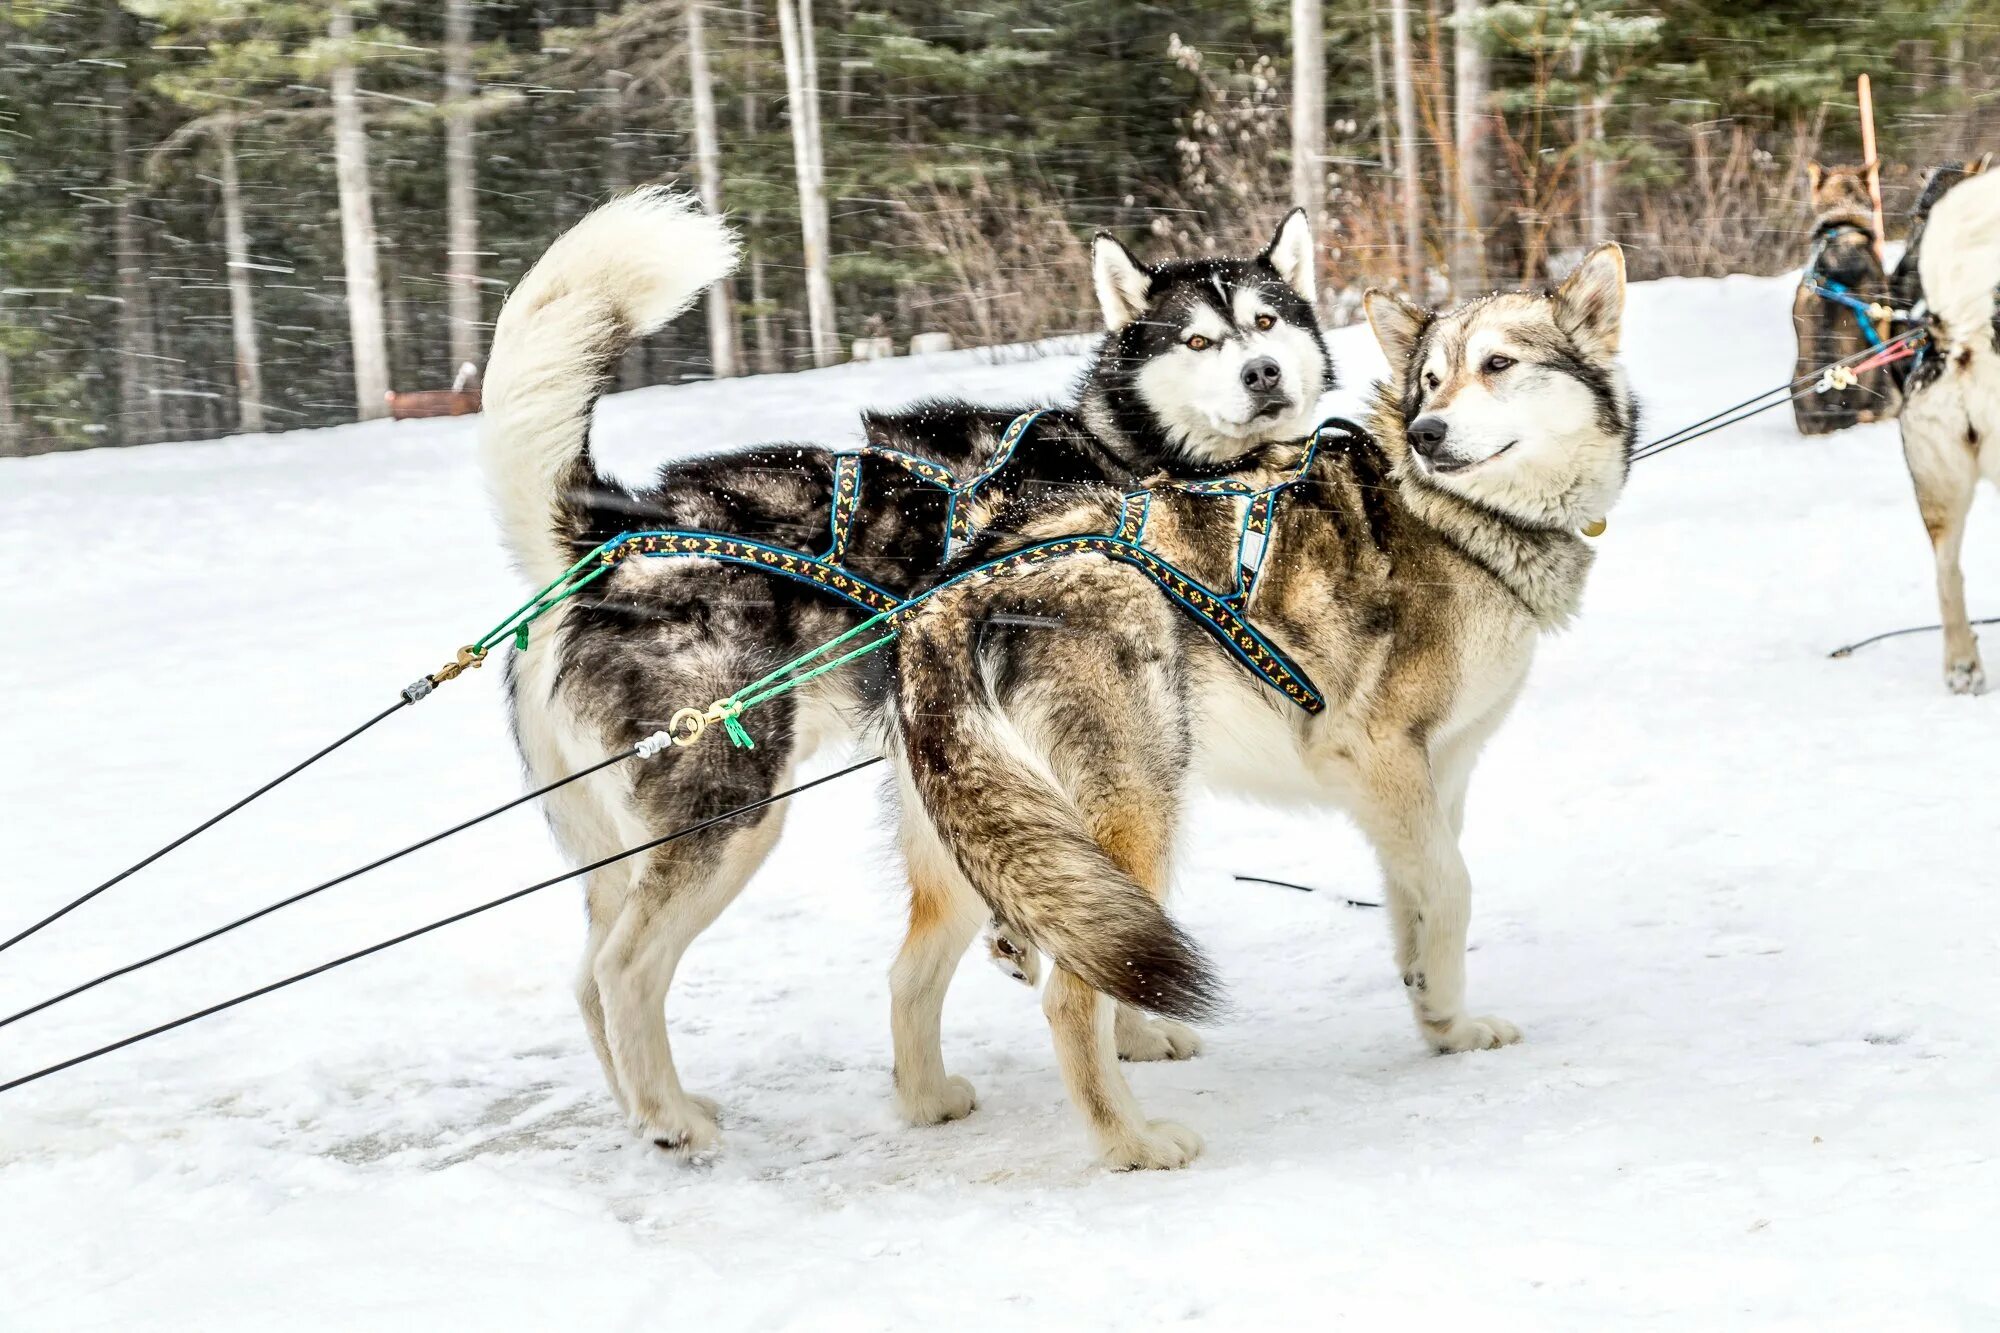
<box><xmin>1185</xmin><ymin>335</ymin><xmax>1211</xmax><ymax>351</ymax></box>
<box><xmin>1483</xmin><ymin>354</ymin><xmax>1515</xmax><ymax>374</ymax></box>
<box><xmin>1254</xmin><ymin>314</ymin><xmax>1275</xmax><ymax>331</ymax></box>
<box><xmin>1424</xmin><ymin>371</ymin><xmax>1441</xmax><ymax>390</ymax></box>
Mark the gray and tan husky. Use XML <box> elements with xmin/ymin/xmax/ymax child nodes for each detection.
<box><xmin>480</xmin><ymin>190</ymin><xmax>1335</xmax><ymax>1156</ymax></box>
<box><xmin>1892</xmin><ymin>165</ymin><xmax>2000</xmax><ymax>695</ymax></box>
<box><xmin>886</xmin><ymin>245</ymin><xmax>1636</xmax><ymax>1168</ymax></box>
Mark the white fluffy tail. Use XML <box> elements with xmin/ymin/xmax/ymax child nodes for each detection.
<box><xmin>1918</xmin><ymin>168</ymin><xmax>2000</xmax><ymax>344</ymax></box>
<box><xmin>481</xmin><ymin>188</ymin><xmax>740</xmax><ymax>583</ymax></box>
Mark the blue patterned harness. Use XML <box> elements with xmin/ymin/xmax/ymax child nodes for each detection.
<box><xmin>587</xmin><ymin>414</ymin><xmax>1360</xmax><ymax>716</ymax></box>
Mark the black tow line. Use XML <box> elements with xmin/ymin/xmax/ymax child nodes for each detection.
<box><xmin>0</xmin><ymin>758</ymin><xmax>880</xmax><ymax>1096</ymax></box>
<box><xmin>1829</xmin><ymin>616</ymin><xmax>2000</xmax><ymax>658</ymax></box>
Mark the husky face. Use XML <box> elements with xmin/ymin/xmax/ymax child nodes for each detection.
<box><xmin>1366</xmin><ymin>244</ymin><xmax>1636</xmax><ymax>531</ymax></box>
<box><xmin>1085</xmin><ymin>210</ymin><xmax>1335</xmax><ymax>467</ymax></box>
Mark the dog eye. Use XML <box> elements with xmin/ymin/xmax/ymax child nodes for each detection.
<box><xmin>1483</xmin><ymin>354</ymin><xmax>1515</xmax><ymax>374</ymax></box>
<box><xmin>1185</xmin><ymin>335</ymin><xmax>1211</xmax><ymax>351</ymax></box>
<box><xmin>1424</xmin><ymin>371</ymin><xmax>1440</xmax><ymax>390</ymax></box>
<box><xmin>1254</xmin><ymin>314</ymin><xmax>1275</xmax><ymax>331</ymax></box>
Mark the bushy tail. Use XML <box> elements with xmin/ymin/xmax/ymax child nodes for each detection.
<box><xmin>899</xmin><ymin>693</ymin><xmax>1223</xmax><ymax>1023</ymax></box>
<box><xmin>481</xmin><ymin>188</ymin><xmax>739</xmax><ymax>584</ymax></box>
<box><xmin>1918</xmin><ymin>168</ymin><xmax>2000</xmax><ymax>343</ymax></box>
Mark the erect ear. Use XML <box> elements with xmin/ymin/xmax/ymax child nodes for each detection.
<box><xmin>1363</xmin><ymin>288</ymin><xmax>1429</xmax><ymax>370</ymax></box>
<box><xmin>1554</xmin><ymin>242</ymin><xmax>1627</xmax><ymax>358</ymax></box>
<box><xmin>1972</xmin><ymin>153</ymin><xmax>1993</xmax><ymax>177</ymax></box>
<box><xmin>1261</xmin><ymin>207</ymin><xmax>1316</xmax><ymax>303</ymax></box>
<box><xmin>1806</xmin><ymin>160</ymin><xmax>1824</xmax><ymax>194</ymax></box>
<box><xmin>1091</xmin><ymin>233</ymin><xmax>1153</xmax><ymax>331</ymax></box>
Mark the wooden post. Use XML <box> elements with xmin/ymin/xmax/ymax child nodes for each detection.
<box><xmin>1858</xmin><ymin>73</ymin><xmax>1887</xmax><ymax>268</ymax></box>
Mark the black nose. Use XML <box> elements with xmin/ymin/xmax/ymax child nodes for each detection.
<box><xmin>1407</xmin><ymin>415</ymin><xmax>1449</xmax><ymax>456</ymax></box>
<box><xmin>1240</xmin><ymin>356</ymin><xmax>1283</xmax><ymax>396</ymax></box>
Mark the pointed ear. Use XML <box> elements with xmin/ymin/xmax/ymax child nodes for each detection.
<box><xmin>1092</xmin><ymin>233</ymin><xmax>1153</xmax><ymax>331</ymax></box>
<box><xmin>1973</xmin><ymin>153</ymin><xmax>1992</xmax><ymax>177</ymax></box>
<box><xmin>1261</xmin><ymin>207</ymin><xmax>1316</xmax><ymax>303</ymax></box>
<box><xmin>1363</xmin><ymin>288</ymin><xmax>1428</xmax><ymax>369</ymax></box>
<box><xmin>1806</xmin><ymin>161</ymin><xmax>1823</xmax><ymax>194</ymax></box>
<box><xmin>1554</xmin><ymin>242</ymin><xmax>1626</xmax><ymax>358</ymax></box>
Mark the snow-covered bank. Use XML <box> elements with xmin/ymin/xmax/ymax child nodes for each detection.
<box><xmin>2</xmin><ymin>273</ymin><xmax>1995</xmax><ymax>1330</ymax></box>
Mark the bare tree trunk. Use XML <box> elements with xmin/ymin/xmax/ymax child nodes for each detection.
<box><xmin>1369</xmin><ymin>12</ymin><xmax>1394</xmax><ymax>171</ymax></box>
<box><xmin>1290</xmin><ymin>0</ymin><xmax>1325</xmax><ymax>226</ymax></box>
<box><xmin>1584</xmin><ymin>90</ymin><xmax>1610</xmax><ymax>244</ymax></box>
<box><xmin>215</xmin><ymin>123</ymin><xmax>266</xmax><ymax>434</ymax></box>
<box><xmin>0</xmin><ymin>343</ymin><xmax>17</xmax><ymax>455</ymax></box>
<box><xmin>329</xmin><ymin>4</ymin><xmax>390</xmax><ymax>420</ymax></box>
<box><xmin>1450</xmin><ymin>0</ymin><xmax>1488</xmax><ymax>295</ymax></box>
<box><xmin>104</xmin><ymin>9</ymin><xmax>165</xmax><ymax>447</ymax></box>
<box><xmin>1389</xmin><ymin>0</ymin><xmax>1425</xmax><ymax>297</ymax></box>
<box><xmin>443</xmin><ymin>0</ymin><xmax>481</xmax><ymax>373</ymax></box>
<box><xmin>776</xmin><ymin>0</ymin><xmax>839</xmax><ymax>367</ymax></box>
<box><xmin>688</xmin><ymin>2</ymin><xmax>740</xmax><ymax>378</ymax></box>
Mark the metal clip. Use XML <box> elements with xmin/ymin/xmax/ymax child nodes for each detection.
<box><xmin>1816</xmin><ymin>364</ymin><xmax>1858</xmax><ymax>394</ymax></box>
<box><xmin>668</xmin><ymin>706</ymin><xmax>710</xmax><ymax>748</ymax></box>
<box><xmin>430</xmin><ymin>645</ymin><xmax>487</xmax><ymax>687</ymax></box>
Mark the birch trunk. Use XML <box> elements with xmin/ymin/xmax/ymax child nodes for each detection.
<box><xmin>329</xmin><ymin>4</ymin><xmax>390</xmax><ymax>420</ymax></box>
<box><xmin>688</xmin><ymin>2</ymin><xmax>740</xmax><ymax>378</ymax></box>
<box><xmin>776</xmin><ymin>0</ymin><xmax>839</xmax><ymax>367</ymax></box>
<box><xmin>1389</xmin><ymin>0</ymin><xmax>1425</xmax><ymax>297</ymax></box>
<box><xmin>1583</xmin><ymin>91</ymin><xmax>1610</xmax><ymax>244</ymax></box>
<box><xmin>443</xmin><ymin>0</ymin><xmax>481</xmax><ymax>373</ymax></box>
<box><xmin>1290</xmin><ymin>0</ymin><xmax>1325</xmax><ymax>225</ymax></box>
<box><xmin>216</xmin><ymin>123</ymin><xmax>266</xmax><ymax>433</ymax></box>
<box><xmin>1450</xmin><ymin>0</ymin><xmax>1488</xmax><ymax>295</ymax></box>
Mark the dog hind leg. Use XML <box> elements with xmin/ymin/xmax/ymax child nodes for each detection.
<box><xmin>593</xmin><ymin>811</ymin><xmax>784</xmax><ymax>1158</ymax></box>
<box><xmin>889</xmin><ymin>798</ymin><xmax>986</xmax><ymax>1126</ymax></box>
<box><xmin>1905</xmin><ymin>392</ymin><xmax>1986</xmax><ymax>694</ymax></box>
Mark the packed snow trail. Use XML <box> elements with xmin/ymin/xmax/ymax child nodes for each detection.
<box><xmin>1</xmin><ymin>276</ymin><xmax>1995</xmax><ymax>1330</ymax></box>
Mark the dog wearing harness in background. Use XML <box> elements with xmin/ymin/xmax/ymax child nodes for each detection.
<box><xmin>1793</xmin><ymin>163</ymin><xmax>1901</xmax><ymax>436</ymax></box>
<box><xmin>479</xmin><ymin>189</ymin><xmax>1336</xmax><ymax>1157</ymax></box>
<box><xmin>886</xmin><ymin>247</ymin><xmax>1636</xmax><ymax>1168</ymax></box>
<box><xmin>1891</xmin><ymin>164</ymin><xmax>2000</xmax><ymax>695</ymax></box>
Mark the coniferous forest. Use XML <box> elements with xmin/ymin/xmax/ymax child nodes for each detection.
<box><xmin>1</xmin><ymin>0</ymin><xmax>1994</xmax><ymax>454</ymax></box>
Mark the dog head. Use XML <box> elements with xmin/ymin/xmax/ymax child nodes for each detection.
<box><xmin>1807</xmin><ymin>162</ymin><xmax>1876</xmax><ymax>223</ymax></box>
<box><xmin>1083</xmin><ymin>210</ymin><xmax>1335</xmax><ymax>469</ymax></box>
<box><xmin>1365</xmin><ymin>244</ymin><xmax>1636</xmax><ymax>532</ymax></box>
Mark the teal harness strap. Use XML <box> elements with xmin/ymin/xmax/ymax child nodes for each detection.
<box><xmin>945</xmin><ymin>410</ymin><xmax>1047</xmax><ymax>552</ymax></box>
<box><xmin>526</xmin><ymin>418</ymin><xmax>1362</xmax><ymax>751</ymax></box>
<box><xmin>890</xmin><ymin>530</ymin><xmax>1326</xmax><ymax>715</ymax></box>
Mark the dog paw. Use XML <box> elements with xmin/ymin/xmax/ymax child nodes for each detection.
<box><xmin>638</xmin><ymin>1097</ymin><xmax>722</xmax><ymax>1161</ymax></box>
<box><xmin>1102</xmin><ymin>1119</ymin><xmax>1204</xmax><ymax>1171</ymax></box>
<box><xmin>1116</xmin><ymin>1013</ymin><xmax>1204</xmax><ymax>1062</ymax></box>
<box><xmin>1427</xmin><ymin>1014</ymin><xmax>1523</xmax><ymax>1053</ymax></box>
<box><xmin>899</xmin><ymin>1074</ymin><xmax>978</xmax><ymax>1127</ymax></box>
<box><xmin>1946</xmin><ymin>659</ymin><xmax>1986</xmax><ymax>695</ymax></box>
<box><xmin>984</xmin><ymin>924</ymin><xmax>1042</xmax><ymax>987</ymax></box>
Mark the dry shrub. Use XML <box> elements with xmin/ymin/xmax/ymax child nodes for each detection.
<box><xmin>890</xmin><ymin>174</ymin><xmax>1094</xmax><ymax>347</ymax></box>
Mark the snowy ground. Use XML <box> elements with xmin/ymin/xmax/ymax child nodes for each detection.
<box><xmin>2</xmin><ymin>275</ymin><xmax>1996</xmax><ymax>1330</ymax></box>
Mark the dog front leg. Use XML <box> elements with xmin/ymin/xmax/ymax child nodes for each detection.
<box><xmin>1354</xmin><ymin>742</ymin><xmax>1519</xmax><ymax>1054</ymax></box>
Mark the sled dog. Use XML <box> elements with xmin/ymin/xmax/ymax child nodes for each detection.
<box><xmin>1792</xmin><ymin>163</ymin><xmax>1900</xmax><ymax>435</ymax></box>
<box><xmin>886</xmin><ymin>246</ymin><xmax>1636</xmax><ymax>1168</ymax></box>
<box><xmin>480</xmin><ymin>189</ymin><xmax>1335</xmax><ymax>1155</ymax></box>
<box><xmin>1893</xmin><ymin>165</ymin><xmax>2000</xmax><ymax>694</ymax></box>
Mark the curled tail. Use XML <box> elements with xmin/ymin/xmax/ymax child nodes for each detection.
<box><xmin>481</xmin><ymin>188</ymin><xmax>740</xmax><ymax>583</ymax></box>
<box><xmin>1918</xmin><ymin>168</ymin><xmax>2000</xmax><ymax>345</ymax></box>
<box><xmin>898</xmin><ymin>676</ymin><xmax>1222</xmax><ymax>1023</ymax></box>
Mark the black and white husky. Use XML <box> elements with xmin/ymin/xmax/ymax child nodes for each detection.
<box><xmin>1893</xmin><ymin>166</ymin><xmax>2000</xmax><ymax>694</ymax></box>
<box><xmin>479</xmin><ymin>190</ymin><xmax>1335</xmax><ymax>1155</ymax></box>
